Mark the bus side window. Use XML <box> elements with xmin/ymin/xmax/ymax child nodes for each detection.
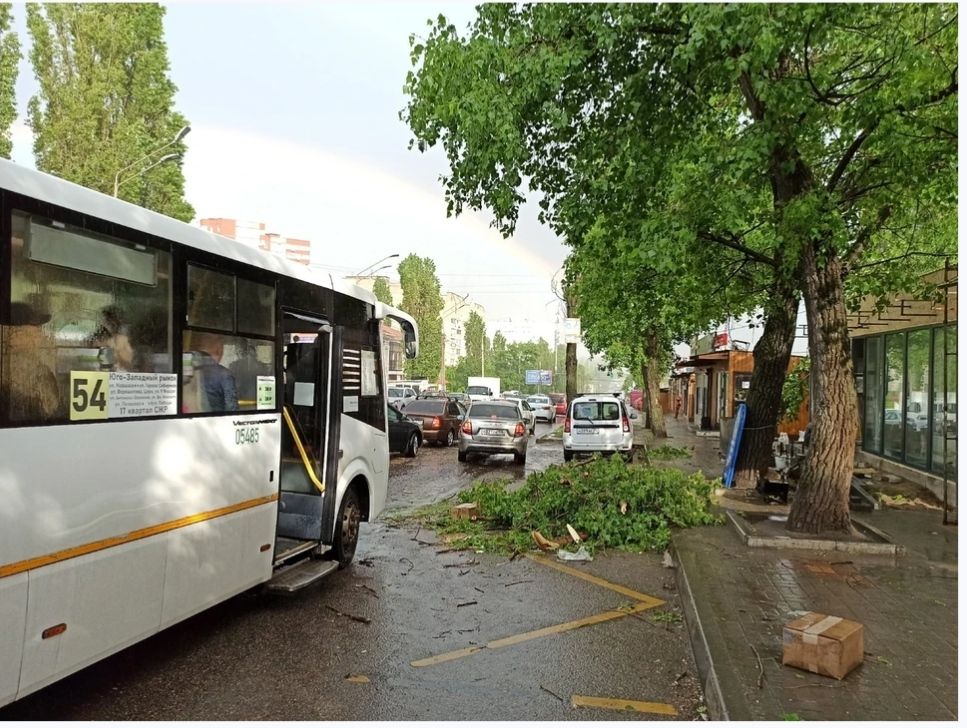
<box><xmin>4</xmin><ymin>210</ymin><xmax>173</xmax><ymax>424</ymax></box>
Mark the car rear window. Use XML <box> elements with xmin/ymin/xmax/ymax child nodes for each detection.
<box><xmin>470</xmin><ymin>403</ymin><xmax>519</xmax><ymax>419</ymax></box>
<box><xmin>404</xmin><ymin>400</ymin><xmax>445</xmax><ymax>415</ymax></box>
<box><xmin>528</xmin><ymin>396</ymin><xmax>550</xmax><ymax>405</ymax></box>
<box><xmin>572</xmin><ymin>401</ymin><xmax>621</xmax><ymax>421</ymax></box>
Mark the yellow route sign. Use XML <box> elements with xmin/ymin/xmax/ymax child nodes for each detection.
<box><xmin>69</xmin><ymin>371</ymin><xmax>110</xmax><ymax>420</ymax></box>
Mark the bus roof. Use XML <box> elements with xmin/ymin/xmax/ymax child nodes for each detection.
<box><xmin>0</xmin><ymin>158</ymin><xmax>375</xmax><ymax>306</ymax></box>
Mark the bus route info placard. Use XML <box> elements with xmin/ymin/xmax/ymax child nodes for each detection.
<box><xmin>69</xmin><ymin>371</ymin><xmax>178</xmax><ymax>420</ymax></box>
<box><xmin>722</xmin><ymin>402</ymin><xmax>747</xmax><ymax>488</ymax></box>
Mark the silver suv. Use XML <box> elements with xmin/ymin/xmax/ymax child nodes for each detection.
<box><xmin>563</xmin><ymin>394</ymin><xmax>636</xmax><ymax>462</ymax></box>
<box><xmin>458</xmin><ymin>399</ymin><xmax>530</xmax><ymax>464</ymax></box>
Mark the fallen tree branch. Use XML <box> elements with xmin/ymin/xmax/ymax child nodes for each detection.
<box><xmin>325</xmin><ymin>605</ymin><xmax>372</xmax><ymax>624</ymax></box>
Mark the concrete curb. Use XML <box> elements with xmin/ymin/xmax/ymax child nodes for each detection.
<box><xmin>726</xmin><ymin>510</ymin><xmax>903</xmax><ymax>557</ymax></box>
<box><xmin>669</xmin><ymin>540</ymin><xmax>731</xmax><ymax>721</ymax></box>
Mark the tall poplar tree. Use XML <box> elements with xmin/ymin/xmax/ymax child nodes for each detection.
<box><xmin>372</xmin><ymin>277</ymin><xmax>394</xmax><ymax>306</ymax></box>
<box><xmin>27</xmin><ymin>3</ymin><xmax>193</xmax><ymax>220</ymax></box>
<box><xmin>0</xmin><ymin>5</ymin><xmax>19</xmax><ymax>159</ymax></box>
<box><xmin>398</xmin><ymin>254</ymin><xmax>444</xmax><ymax>380</ymax></box>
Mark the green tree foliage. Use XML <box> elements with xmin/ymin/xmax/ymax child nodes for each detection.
<box><xmin>398</xmin><ymin>254</ymin><xmax>443</xmax><ymax>380</ymax></box>
<box><xmin>27</xmin><ymin>3</ymin><xmax>193</xmax><ymax>221</ymax></box>
<box><xmin>404</xmin><ymin>4</ymin><xmax>956</xmax><ymax>533</ymax></box>
<box><xmin>0</xmin><ymin>5</ymin><xmax>19</xmax><ymax>159</ymax></box>
<box><xmin>458</xmin><ymin>456</ymin><xmax>720</xmax><ymax>552</ymax></box>
<box><xmin>372</xmin><ymin>277</ymin><xmax>394</xmax><ymax>306</ymax></box>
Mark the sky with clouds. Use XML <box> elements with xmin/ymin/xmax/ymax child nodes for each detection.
<box><xmin>9</xmin><ymin>2</ymin><xmax>570</xmax><ymax>343</ymax></box>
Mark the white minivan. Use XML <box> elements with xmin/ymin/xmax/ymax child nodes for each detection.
<box><xmin>563</xmin><ymin>393</ymin><xmax>636</xmax><ymax>461</ymax></box>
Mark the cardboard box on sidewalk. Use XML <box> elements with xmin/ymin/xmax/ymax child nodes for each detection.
<box><xmin>450</xmin><ymin>503</ymin><xmax>479</xmax><ymax>521</ymax></box>
<box><xmin>782</xmin><ymin>612</ymin><xmax>864</xmax><ymax>680</ymax></box>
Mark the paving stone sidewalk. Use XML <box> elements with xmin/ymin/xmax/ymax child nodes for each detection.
<box><xmin>651</xmin><ymin>416</ymin><xmax>958</xmax><ymax>721</ymax></box>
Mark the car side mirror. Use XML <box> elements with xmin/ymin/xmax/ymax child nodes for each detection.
<box><xmin>630</xmin><ymin>412</ymin><xmax>638</xmax><ymax>419</ymax></box>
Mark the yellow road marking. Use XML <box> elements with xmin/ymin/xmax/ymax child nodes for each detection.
<box><xmin>410</xmin><ymin>645</ymin><xmax>483</xmax><ymax>668</ymax></box>
<box><xmin>525</xmin><ymin>553</ymin><xmax>665</xmax><ymax>608</ymax></box>
<box><xmin>0</xmin><ymin>494</ymin><xmax>279</xmax><ymax>578</ymax></box>
<box><xmin>571</xmin><ymin>694</ymin><xmax>678</xmax><ymax>716</ymax></box>
<box><xmin>410</xmin><ymin>602</ymin><xmax>652</xmax><ymax>668</ymax></box>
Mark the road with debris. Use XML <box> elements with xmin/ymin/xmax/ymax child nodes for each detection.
<box><xmin>0</xmin><ymin>423</ymin><xmax>705</xmax><ymax>720</ymax></box>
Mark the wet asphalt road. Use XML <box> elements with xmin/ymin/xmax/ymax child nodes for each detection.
<box><xmin>0</xmin><ymin>421</ymin><xmax>705</xmax><ymax>720</ymax></box>
<box><xmin>385</xmin><ymin>420</ymin><xmax>564</xmax><ymax>511</ymax></box>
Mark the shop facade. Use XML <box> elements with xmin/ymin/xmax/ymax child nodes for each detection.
<box><xmin>848</xmin><ymin>265</ymin><xmax>957</xmax><ymax>515</ymax></box>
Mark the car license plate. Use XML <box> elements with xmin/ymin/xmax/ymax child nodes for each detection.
<box><xmin>485</xmin><ymin>429</ymin><xmax>504</xmax><ymax>436</ymax></box>
<box><xmin>579</xmin><ymin>428</ymin><xmax>599</xmax><ymax>435</ymax></box>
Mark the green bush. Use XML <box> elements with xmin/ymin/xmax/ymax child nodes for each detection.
<box><xmin>457</xmin><ymin>455</ymin><xmax>720</xmax><ymax>552</ymax></box>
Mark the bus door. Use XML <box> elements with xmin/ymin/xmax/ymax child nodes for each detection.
<box><xmin>275</xmin><ymin>311</ymin><xmax>342</xmax><ymax>560</ymax></box>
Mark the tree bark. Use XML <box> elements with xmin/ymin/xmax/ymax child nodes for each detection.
<box><xmin>732</xmin><ymin>284</ymin><xmax>799</xmax><ymax>488</ymax></box>
<box><xmin>787</xmin><ymin>244</ymin><xmax>856</xmax><ymax>534</ymax></box>
<box><xmin>644</xmin><ymin>335</ymin><xmax>667</xmax><ymax>438</ymax></box>
<box><xmin>565</xmin><ymin>342</ymin><xmax>578</xmax><ymax>404</ymax></box>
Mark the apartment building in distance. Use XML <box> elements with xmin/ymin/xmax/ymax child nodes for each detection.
<box><xmin>198</xmin><ymin>218</ymin><xmax>311</xmax><ymax>266</ymax></box>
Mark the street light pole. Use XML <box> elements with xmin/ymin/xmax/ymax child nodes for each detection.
<box><xmin>354</xmin><ymin>253</ymin><xmax>399</xmax><ymax>277</ymax></box>
<box><xmin>113</xmin><ymin>125</ymin><xmax>190</xmax><ymax>197</ymax></box>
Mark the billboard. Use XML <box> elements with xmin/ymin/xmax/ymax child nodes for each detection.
<box><xmin>526</xmin><ymin>369</ymin><xmax>553</xmax><ymax>385</ymax></box>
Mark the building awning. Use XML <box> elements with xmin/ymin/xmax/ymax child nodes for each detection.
<box><xmin>675</xmin><ymin>351</ymin><xmax>731</xmax><ymax>369</ymax></box>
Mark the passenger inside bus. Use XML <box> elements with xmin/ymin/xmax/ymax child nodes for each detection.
<box><xmin>2</xmin><ymin>301</ymin><xmax>62</xmax><ymax>421</ymax></box>
<box><xmin>90</xmin><ymin>305</ymin><xmax>135</xmax><ymax>371</ymax></box>
<box><xmin>185</xmin><ymin>331</ymin><xmax>238</xmax><ymax>412</ymax></box>
<box><xmin>229</xmin><ymin>338</ymin><xmax>272</xmax><ymax>408</ymax></box>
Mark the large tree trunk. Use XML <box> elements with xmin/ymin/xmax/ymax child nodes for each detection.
<box><xmin>565</xmin><ymin>286</ymin><xmax>578</xmax><ymax>405</ymax></box>
<box><xmin>732</xmin><ymin>284</ymin><xmax>799</xmax><ymax>488</ymax></box>
<box><xmin>565</xmin><ymin>342</ymin><xmax>578</xmax><ymax>404</ymax></box>
<box><xmin>787</xmin><ymin>245</ymin><xmax>856</xmax><ymax>534</ymax></box>
<box><xmin>643</xmin><ymin>336</ymin><xmax>667</xmax><ymax>438</ymax></box>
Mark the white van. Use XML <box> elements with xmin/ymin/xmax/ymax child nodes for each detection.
<box><xmin>563</xmin><ymin>393</ymin><xmax>636</xmax><ymax>461</ymax></box>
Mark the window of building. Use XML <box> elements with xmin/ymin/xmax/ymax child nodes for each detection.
<box><xmin>883</xmin><ymin>333</ymin><xmax>905</xmax><ymax>460</ymax></box>
<box><xmin>863</xmin><ymin>336</ymin><xmax>883</xmax><ymax>452</ymax></box>
<box><xmin>904</xmin><ymin>329</ymin><xmax>930</xmax><ymax>469</ymax></box>
<box><xmin>3</xmin><ymin>210</ymin><xmax>172</xmax><ymax>424</ymax></box>
<box><xmin>931</xmin><ymin>326</ymin><xmax>957</xmax><ymax>478</ymax></box>
<box><xmin>859</xmin><ymin>326</ymin><xmax>957</xmax><ymax>480</ymax></box>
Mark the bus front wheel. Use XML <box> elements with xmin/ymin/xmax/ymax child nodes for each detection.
<box><xmin>333</xmin><ymin>489</ymin><xmax>362</xmax><ymax>568</ymax></box>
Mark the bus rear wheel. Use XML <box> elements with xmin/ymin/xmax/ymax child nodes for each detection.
<box><xmin>332</xmin><ymin>489</ymin><xmax>362</xmax><ymax>568</ymax></box>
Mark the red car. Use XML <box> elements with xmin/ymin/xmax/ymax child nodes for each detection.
<box><xmin>628</xmin><ymin>389</ymin><xmax>644</xmax><ymax>410</ymax></box>
<box><xmin>549</xmin><ymin>392</ymin><xmax>567</xmax><ymax>418</ymax></box>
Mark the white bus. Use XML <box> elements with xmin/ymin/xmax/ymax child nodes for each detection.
<box><xmin>0</xmin><ymin>159</ymin><xmax>418</xmax><ymax>707</ymax></box>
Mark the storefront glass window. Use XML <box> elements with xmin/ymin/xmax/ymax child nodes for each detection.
<box><xmin>904</xmin><ymin>329</ymin><xmax>930</xmax><ymax>469</ymax></box>
<box><xmin>863</xmin><ymin>337</ymin><xmax>882</xmax><ymax>453</ymax></box>
<box><xmin>931</xmin><ymin>326</ymin><xmax>957</xmax><ymax>478</ymax></box>
<box><xmin>883</xmin><ymin>333</ymin><xmax>905</xmax><ymax>460</ymax></box>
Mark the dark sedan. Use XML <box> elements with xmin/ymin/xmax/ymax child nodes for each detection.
<box><xmin>401</xmin><ymin>398</ymin><xmax>464</xmax><ymax>446</ymax></box>
<box><xmin>387</xmin><ymin>403</ymin><xmax>422</xmax><ymax>457</ymax></box>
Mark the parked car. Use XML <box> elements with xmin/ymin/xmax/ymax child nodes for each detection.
<box><xmin>458</xmin><ymin>400</ymin><xmax>530</xmax><ymax>464</ymax></box>
<box><xmin>387</xmin><ymin>403</ymin><xmax>422</xmax><ymax>457</ymax></box>
<box><xmin>563</xmin><ymin>393</ymin><xmax>636</xmax><ymax>462</ymax></box>
<box><xmin>401</xmin><ymin>398</ymin><xmax>464</xmax><ymax>446</ymax></box>
<box><xmin>526</xmin><ymin>394</ymin><xmax>555</xmax><ymax>423</ymax></box>
<box><xmin>452</xmin><ymin>398</ymin><xmax>469</xmax><ymax>424</ymax></box>
<box><xmin>628</xmin><ymin>389</ymin><xmax>644</xmax><ymax>411</ymax></box>
<box><xmin>415</xmin><ymin>389</ymin><xmax>449</xmax><ymax>399</ymax></box>
<box><xmin>447</xmin><ymin>392</ymin><xmax>472</xmax><ymax>408</ymax></box>
<box><xmin>387</xmin><ymin>385</ymin><xmax>418</xmax><ymax>408</ymax></box>
<box><xmin>549</xmin><ymin>392</ymin><xmax>567</xmax><ymax>418</ymax></box>
<box><xmin>502</xmin><ymin>395</ymin><xmax>536</xmax><ymax>434</ymax></box>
